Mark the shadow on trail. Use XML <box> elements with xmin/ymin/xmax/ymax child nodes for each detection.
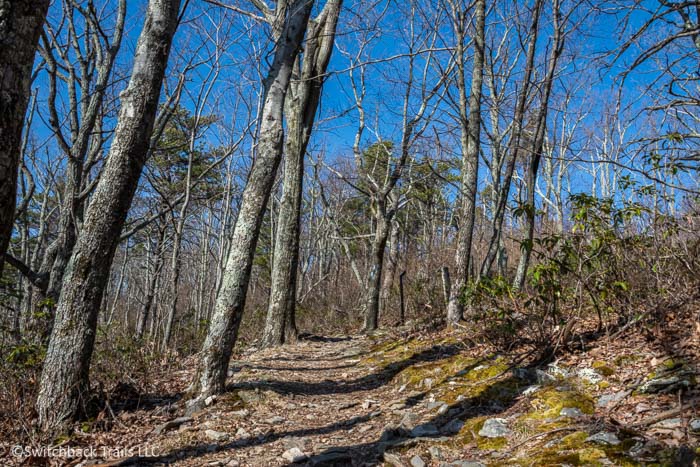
<box><xmin>114</xmin><ymin>373</ymin><xmax>527</xmax><ymax>466</ymax></box>
<box><xmin>303</xmin><ymin>375</ymin><xmax>528</xmax><ymax>466</ymax></box>
<box><xmin>230</xmin><ymin>362</ymin><xmax>358</xmax><ymax>373</ymax></box>
<box><xmin>298</xmin><ymin>334</ymin><xmax>355</xmax><ymax>343</ymax></box>
<box><xmin>228</xmin><ymin>342</ymin><xmax>464</xmax><ymax>396</ymax></box>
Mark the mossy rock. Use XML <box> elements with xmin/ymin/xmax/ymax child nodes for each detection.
<box><xmin>521</xmin><ymin>387</ymin><xmax>594</xmax><ymax>421</ymax></box>
<box><xmin>592</xmin><ymin>361</ymin><xmax>615</xmax><ymax>376</ymax></box>
<box><xmin>447</xmin><ymin>416</ymin><xmax>508</xmax><ymax>451</ymax></box>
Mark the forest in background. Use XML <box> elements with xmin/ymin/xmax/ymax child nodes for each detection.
<box><xmin>0</xmin><ymin>0</ymin><xmax>698</xmax><ymax>453</ymax></box>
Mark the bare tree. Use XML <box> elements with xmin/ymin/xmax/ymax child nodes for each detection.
<box><xmin>513</xmin><ymin>0</ymin><xmax>568</xmax><ymax>289</ymax></box>
<box><xmin>263</xmin><ymin>0</ymin><xmax>343</xmax><ymax>348</ymax></box>
<box><xmin>445</xmin><ymin>0</ymin><xmax>486</xmax><ymax>325</ymax></box>
<box><xmin>190</xmin><ymin>0</ymin><xmax>315</xmax><ymax>402</ymax></box>
<box><xmin>37</xmin><ymin>0</ymin><xmax>183</xmax><ymax>431</ymax></box>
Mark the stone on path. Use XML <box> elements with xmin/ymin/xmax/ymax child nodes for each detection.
<box><xmin>478</xmin><ymin>418</ymin><xmax>510</xmax><ymax>438</ymax></box>
<box><xmin>205</xmin><ymin>429</ymin><xmax>229</xmax><ymax>442</ymax></box>
<box><xmin>282</xmin><ymin>447</ymin><xmax>308</xmax><ymax>463</ymax></box>
<box><xmin>585</xmin><ymin>432</ymin><xmax>621</xmax><ymax>446</ymax></box>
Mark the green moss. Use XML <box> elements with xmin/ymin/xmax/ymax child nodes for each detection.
<box><xmin>447</xmin><ymin>416</ymin><xmax>508</xmax><ymax>452</ymax></box>
<box><xmin>522</xmin><ymin>388</ymin><xmax>594</xmax><ymax>420</ymax></box>
<box><xmin>578</xmin><ymin>447</ymin><xmax>610</xmax><ymax>464</ymax></box>
<box><xmin>464</xmin><ymin>358</ymin><xmax>509</xmax><ymax>381</ymax></box>
<box><xmin>477</xmin><ymin>436</ymin><xmax>508</xmax><ymax>450</ymax></box>
<box><xmin>592</xmin><ymin>361</ymin><xmax>615</xmax><ymax>376</ymax></box>
<box><xmin>613</xmin><ymin>354</ymin><xmax>641</xmax><ymax>367</ymax></box>
<box><xmin>560</xmin><ymin>431</ymin><xmax>589</xmax><ymax>448</ymax></box>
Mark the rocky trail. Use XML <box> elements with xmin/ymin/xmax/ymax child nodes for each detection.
<box><xmin>15</xmin><ymin>324</ymin><xmax>700</xmax><ymax>467</ymax></box>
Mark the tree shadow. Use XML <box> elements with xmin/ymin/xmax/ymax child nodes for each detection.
<box><xmin>112</xmin><ymin>373</ymin><xmax>527</xmax><ymax>466</ymax></box>
<box><xmin>298</xmin><ymin>334</ymin><xmax>355</xmax><ymax>343</ymax></box>
<box><xmin>304</xmin><ymin>376</ymin><xmax>527</xmax><ymax>466</ymax></box>
<box><xmin>228</xmin><ymin>342</ymin><xmax>465</xmax><ymax>396</ymax></box>
<box><xmin>230</xmin><ymin>362</ymin><xmax>358</xmax><ymax>373</ymax></box>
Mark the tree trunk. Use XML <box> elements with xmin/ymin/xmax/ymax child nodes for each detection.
<box><xmin>363</xmin><ymin>208</ymin><xmax>390</xmax><ymax>332</ymax></box>
<box><xmin>263</xmin><ymin>0</ymin><xmax>342</xmax><ymax>348</ymax></box>
<box><xmin>0</xmin><ymin>0</ymin><xmax>50</xmax><ymax>275</ymax></box>
<box><xmin>480</xmin><ymin>0</ymin><xmax>544</xmax><ymax>278</ymax></box>
<box><xmin>513</xmin><ymin>0</ymin><xmax>564</xmax><ymax>290</ymax></box>
<box><xmin>380</xmin><ymin>219</ymin><xmax>399</xmax><ymax>317</ymax></box>
<box><xmin>36</xmin><ymin>0</ymin><xmax>182</xmax><ymax>431</ymax></box>
<box><xmin>137</xmin><ymin>224</ymin><xmax>166</xmax><ymax>339</ymax></box>
<box><xmin>190</xmin><ymin>0</ymin><xmax>314</xmax><ymax>402</ymax></box>
<box><xmin>446</xmin><ymin>0</ymin><xmax>486</xmax><ymax>325</ymax></box>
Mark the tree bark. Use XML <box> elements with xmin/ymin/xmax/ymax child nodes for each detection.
<box><xmin>137</xmin><ymin>224</ymin><xmax>167</xmax><ymax>339</ymax></box>
<box><xmin>190</xmin><ymin>0</ymin><xmax>314</xmax><ymax>401</ymax></box>
<box><xmin>446</xmin><ymin>0</ymin><xmax>486</xmax><ymax>325</ymax></box>
<box><xmin>363</xmin><ymin>205</ymin><xmax>390</xmax><ymax>332</ymax></box>
<box><xmin>263</xmin><ymin>0</ymin><xmax>342</xmax><ymax>348</ymax></box>
<box><xmin>36</xmin><ymin>0</ymin><xmax>182</xmax><ymax>431</ymax></box>
<box><xmin>0</xmin><ymin>0</ymin><xmax>50</xmax><ymax>276</ymax></box>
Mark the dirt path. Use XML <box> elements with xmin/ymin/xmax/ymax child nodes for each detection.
<box><xmin>133</xmin><ymin>334</ymin><xmax>462</xmax><ymax>466</ymax></box>
<box><xmin>62</xmin><ymin>327</ymin><xmax>698</xmax><ymax>467</ymax></box>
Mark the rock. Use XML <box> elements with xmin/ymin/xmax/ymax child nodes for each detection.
<box><xmin>596</xmin><ymin>390</ymin><xmax>630</xmax><ymax>408</ymax></box>
<box><xmin>559</xmin><ymin>407</ymin><xmax>584</xmax><ymax>418</ymax></box>
<box><xmin>577</xmin><ymin>368</ymin><xmax>603</xmax><ymax>384</ymax></box>
<box><xmin>639</xmin><ymin>376</ymin><xmax>691</xmax><ymax>394</ymax></box>
<box><xmin>282</xmin><ymin>447</ymin><xmax>308</xmax><ymax>463</ymax></box>
<box><xmin>585</xmin><ymin>432</ymin><xmax>620</xmax><ymax>446</ymax></box>
<box><xmin>310</xmin><ymin>449</ymin><xmax>354</xmax><ymax>465</ymax></box>
<box><xmin>427</xmin><ymin>400</ymin><xmax>446</xmax><ymax>410</ymax></box>
<box><xmin>230</xmin><ymin>409</ymin><xmax>250</xmax><ymax>418</ymax></box>
<box><xmin>265</xmin><ymin>415</ymin><xmax>286</xmax><ymax>424</ymax></box>
<box><xmin>205</xmin><ymin>429</ymin><xmax>229</xmax><ymax>442</ymax></box>
<box><xmin>522</xmin><ymin>385</ymin><xmax>540</xmax><ymax>396</ymax></box>
<box><xmin>651</xmin><ymin>418</ymin><xmax>682</xmax><ymax>429</ymax></box>
<box><xmin>535</xmin><ymin>370</ymin><xmax>556</xmax><ymax>383</ymax></box>
<box><xmin>225</xmin><ymin>460</ymin><xmax>240</xmax><ymax>467</ymax></box>
<box><xmin>411</xmin><ymin>424</ymin><xmax>439</xmax><ymax>437</ymax></box>
<box><xmin>380</xmin><ymin>423</ymin><xmax>403</xmax><ymax>442</ymax></box>
<box><xmin>422</xmin><ymin>378</ymin><xmax>434</xmax><ymax>389</ymax></box>
<box><xmin>384</xmin><ymin>452</ymin><xmax>406</xmax><ymax>467</ymax></box>
<box><xmin>478</xmin><ymin>418</ymin><xmax>510</xmax><ymax>438</ymax></box>
<box><xmin>690</xmin><ymin>419</ymin><xmax>700</xmax><ymax>432</ymax></box>
<box><xmin>358</xmin><ymin>424</ymin><xmax>373</xmax><ymax>433</ymax></box>
<box><xmin>428</xmin><ymin>446</ymin><xmax>443</xmax><ymax>460</ymax></box>
<box><xmin>512</xmin><ymin>367</ymin><xmax>536</xmax><ymax>381</ymax></box>
<box><xmin>283</xmin><ymin>436</ymin><xmax>308</xmax><ymax>450</ymax></box>
<box><xmin>236</xmin><ymin>427</ymin><xmax>250</xmax><ymax>438</ymax></box>
<box><xmin>153</xmin><ymin>416</ymin><xmax>192</xmax><ymax>434</ymax></box>
<box><xmin>390</xmin><ymin>401</ymin><xmax>406</xmax><ymax>410</ymax></box>
<box><xmin>410</xmin><ymin>455</ymin><xmax>427</xmax><ymax>467</ymax></box>
<box><xmin>441</xmin><ymin>418</ymin><xmax>465</xmax><ymax>434</ymax></box>
<box><xmin>339</xmin><ymin>401</ymin><xmax>359</xmax><ymax>410</ymax></box>
<box><xmin>205</xmin><ymin>395</ymin><xmax>217</xmax><ymax>406</ymax></box>
<box><xmin>362</xmin><ymin>400</ymin><xmax>372</xmax><ymax>409</ymax></box>
<box><xmin>437</xmin><ymin>404</ymin><xmax>449</xmax><ymax>415</ymax></box>
<box><xmin>401</xmin><ymin>412</ymin><xmax>421</xmax><ymax>429</ymax></box>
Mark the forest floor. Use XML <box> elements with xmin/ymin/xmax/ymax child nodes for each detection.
<box><xmin>6</xmin><ymin>311</ymin><xmax>700</xmax><ymax>467</ymax></box>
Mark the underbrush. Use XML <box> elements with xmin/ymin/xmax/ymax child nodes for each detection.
<box><xmin>0</xmin><ymin>325</ymin><xmax>189</xmax><ymax>445</ymax></box>
<box><xmin>460</xmin><ymin>193</ymin><xmax>699</xmax><ymax>354</ymax></box>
